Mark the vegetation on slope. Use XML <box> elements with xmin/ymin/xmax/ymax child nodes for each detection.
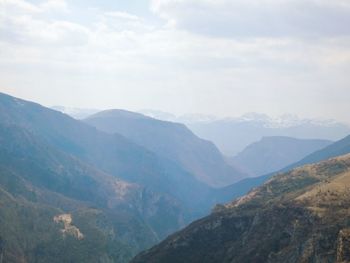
<box><xmin>132</xmin><ymin>154</ymin><xmax>350</xmax><ymax>263</ymax></box>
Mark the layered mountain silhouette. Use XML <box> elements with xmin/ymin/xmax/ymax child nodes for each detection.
<box><xmin>231</xmin><ymin>136</ymin><xmax>332</xmax><ymax>176</ymax></box>
<box><xmin>284</xmin><ymin>134</ymin><xmax>350</xmax><ymax>171</ymax></box>
<box><xmin>84</xmin><ymin>109</ymin><xmax>245</xmax><ymax>187</ymax></box>
<box><xmin>0</xmin><ymin>93</ymin><xmax>220</xmax><ymax>213</ymax></box>
<box><xmin>2</xmin><ymin>92</ymin><xmax>350</xmax><ymax>263</ymax></box>
<box><xmin>51</xmin><ymin>106</ymin><xmax>100</xmax><ymax>119</ymax></box>
<box><xmin>211</xmin><ymin>133</ymin><xmax>350</xmax><ymax>211</ymax></box>
<box><xmin>0</xmin><ymin>92</ymin><xmax>231</xmax><ymax>262</ymax></box>
<box><xmin>132</xmin><ymin>154</ymin><xmax>350</xmax><ymax>263</ymax></box>
<box><xmin>185</xmin><ymin>113</ymin><xmax>350</xmax><ymax>155</ymax></box>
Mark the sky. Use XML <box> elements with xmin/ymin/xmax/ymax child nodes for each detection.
<box><xmin>0</xmin><ymin>0</ymin><xmax>350</xmax><ymax>122</ymax></box>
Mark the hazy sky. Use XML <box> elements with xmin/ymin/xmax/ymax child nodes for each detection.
<box><xmin>1</xmin><ymin>0</ymin><xmax>350</xmax><ymax>122</ymax></box>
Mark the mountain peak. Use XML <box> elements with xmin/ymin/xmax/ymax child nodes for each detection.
<box><xmin>87</xmin><ymin>109</ymin><xmax>151</xmax><ymax>121</ymax></box>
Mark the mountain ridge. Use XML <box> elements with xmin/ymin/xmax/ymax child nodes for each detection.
<box><xmin>0</xmin><ymin>93</ymin><xmax>215</xmax><ymax>214</ymax></box>
<box><xmin>231</xmin><ymin>136</ymin><xmax>332</xmax><ymax>176</ymax></box>
<box><xmin>84</xmin><ymin>109</ymin><xmax>246</xmax><ymax>187</ymax></box>
<box><xmin>185</xmin><ymin>113</ymin><xmax>350</xmax><ymax>156</ymax></box>
<box><xmin>0</xmin><ymin>92</ymin><xmax>226</xmax><ymax>262</ymax></box>
<box><xmin>217</xmin><ymin>133</ymin><xmax>350</xmax><ymax>204</ymax></box>
<box><xmin>131</xmin><ymin>154</ymin><xmax>350</xmax><ymax>263</ymax></box>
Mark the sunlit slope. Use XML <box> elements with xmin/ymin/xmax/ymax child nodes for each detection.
<box><xmin>132</xmin><ymin>154</ymin><xmax>350</xmax><ymax>263</ymax></box>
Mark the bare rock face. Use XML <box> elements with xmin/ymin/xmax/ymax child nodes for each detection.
<box><xmin>54</xmin><ymin>214</ymin><xmax>84</xmax><ymax>240</ymax></box>
<box><xmin>337</xmin><ymin>229</ymin><xmax>350</xmax><ymax>263</ymax></box>
<box><xmin>132</xmin><ymin>154</ymin><xmax>350</xmax><ymax>263</ymax></box>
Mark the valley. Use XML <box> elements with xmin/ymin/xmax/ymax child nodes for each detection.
<box><xmin>1</xmin><ymin>0</ymin><xmax>348</xmax><ymax>261</ymax></box>
<box><xmin>0</xmin><ymin>92</ymin><xmax>349</xmax><ymax>262</ymax></box>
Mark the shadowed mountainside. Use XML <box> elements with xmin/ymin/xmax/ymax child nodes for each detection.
<box><xmin>0</xmin><ymin>123</ymin><xmax>180</xmax><ymax>263</ymax></box>
<box><xmin>0</xmin><ymin>92</ymin><xmax>237</xmax><ymax>262</ymax></box>
<box><xmin>84</xmin><ymin>109</ymin><xmax>246</xmax><ymax>187</ymax></box>
<box><xmin>0</xmin><ymin>93</ymin><xmax>218</xmax><ymax>216</ymax></box>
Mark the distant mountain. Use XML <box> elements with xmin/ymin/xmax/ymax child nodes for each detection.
<box><xmin>231</xmin><ymin>136</ymin><xmax>332</xmax><ymax>176</ymax></box>
<box><xmin>84</xmin><ymin>109</ymin><xmax>246</xmax><ymax>187</ymax></box>
<box><xmin>139</xmin><ymin>110</ymin><xmax>218</xmax><ymax>123</ymax></box>
<box><xmin>138</xmin><ymin>109</ymin><xmax>177</xmax><ymax>122</ymax></box>
<box><xmin>0</xmin><ymin>92</ymin><xmax>238</xmax><ymax>261</ymax></box>
<box><xmin>176</xmin><ymin>113</ymin><xmax>218</xmax><ymax>123</ymax></box>
<box><xmin>284</xmin><ymin>134</ymin><xmax>350</xmax><ymax>171</ymax></box>
<box><xmin>185</xmin><ymin>113</ymin><xmax>350</xmax><ymax>156</ymax></box>
<box><xmin>216</xmin><ymin>133</ymin><xmax>350</xmax><ymax>206</ymax></box>
<box><xmin>132</xmin><ymin>154</ymin><xmax>350</xmax><ymax>263</ymax></box>
<box><xmin>0</xmin><ymin>93</ymin><xmax>218</xmax><ymax>214</ymax></box>
<box><xmin>51</xmin><ymin>106</ymin><xmax>100</xmax><ymax>119</ymax></box>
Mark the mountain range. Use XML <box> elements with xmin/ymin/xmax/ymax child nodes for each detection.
<box><xmin>53</xmin><ymin>106</ymin><xmax>350</xmax><ymax>158</ymax></box>
<box><xmin>0</xmin><ymin>92</ymin><xmax>245</xmax><ymax>262</ymax></box>
<box><xmin>1</xmin><ymin>94</ymin><xmax>222</xmax><ymax>214</ymax></box>
<box><xmin>54</xmin><ymin>107</ymin><xmax>350</xmax><ymax>157</ymax></box>
<box><xmin>186</xmin><ymin>113</ymin><xmax>350</xmax><ymax>156</ymax></box>
<box><xmin>2</xmin><ymin>93</ymin><xmax>350</xmax><ymax>262</ymax></box>
<box><xmin>0</xmin><ymin>94</ymin><xmax>200</xmax><ymax>262</ymax></box>
<box><xmin>203</xmin><ymin>133</ymin><xmax>350</xmax><ymax>217</ymax></box>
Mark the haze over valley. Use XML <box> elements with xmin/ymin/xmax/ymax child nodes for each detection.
<box><xmin>1</xmin><ymin>0</ymin><xmax>350</xmax><ymax>262</ymax></box>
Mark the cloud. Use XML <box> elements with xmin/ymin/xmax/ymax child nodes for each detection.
<box><xmin>0</xmin><ymin>0</ymin><xmax>69</xmax><ymax>13</ymax></box>
<box><xmin>104</xmin><ymin>11</ymin><xmax>140</xmax><ymax>21</ymax></box>
<box><xmin>40</xmin><ymin>0</ymin><xmax>69</xmax><ymax>13</ymax></box>
<box><xmin>151</xmin><ymin>0</ymin><xmax>350</xmax><ymax>38</ymax></box>
<box><xmin>0</xmin><ymin>0</ymin><xmax>88</xmax><ymax>46</ymax></box>
<box><xmin>0</xmin><ymin>0</ymin><xmax>349</xmax><ymax>123</ymax></box>
<box><xmin>1</xmin><ymin>0</ymin><xmax>350</xmax><ymax>70</ymax></box>
<box><xmin>0</xmin><ymin>0</ymin><xmax>41</xmax><ymax>13</ymax></box>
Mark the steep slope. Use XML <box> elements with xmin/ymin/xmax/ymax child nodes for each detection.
<box><xmin>132</xmin><ymin>154</ymin><xmax>350</xmax><ymax>263</ymax></box>
<box><xmin>218</xmin><ymin>134</ymin><xmax>350</xmax><ymax>204</ymax></box>
<box><xmin>285</xmin><ymin>134</ymin><xmax>350</xmax><ymax>171</ymax></box>
<box><xmin>84</xmin><ymin>109</ymin><xmax>245</xmax><ymax>187</ymax></box>
<box><xmin>0</xmin><ymin>93</ymin><xmax>214</xmax><ymax>216</ymax></box>
<box><xmin>0</xmin><ymin>92</ymin><xmax>242</xmax><ymax>261</ymax></box>
<box><xmin>185</xmin><ymin>113</ymin><xmax>350</xmax><ymax>155</ymax></box>
<box><xmin>231</xmin><ymin>136</ymin><xmax>332</xmax><ymax>176</ymax></box>
<box><xmin>0</xmin><ymin>123</ymin><xmax>186</xmax><ymax>262</ymax></box>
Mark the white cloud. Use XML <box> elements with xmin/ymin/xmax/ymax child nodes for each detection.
<box><xmin>40</xmin><ymin>0</ymin><xmax>69</xmax><ymax>13</ymax></box>
<box><xmin>104</xmin><ymin>11</ymin><xmax>140</xmax><ymax>21</ymax></box>
<box><xmin>1</xmin><ymin>0</ymin><xmax>350</xmax><ymax>72</ymax></box>
<box><xmin>0</xmin><ymin>0</ymin><xmax>88</xmax><ymax>46</ymax></box>
<box><xmin>151</xmin><ymin>0</ymin><xmax>350</xmax><ymax>38</ymax></box>
<box><xmin>0</xmin><ymin>0</ymin><xmax>69</xmax><ymax>13</ymax></box>
<box><xmin>0</xmin><ymin>0</ymin><xmax>41</xmax><ymax>13</ymax></box>
<box><xmin>0</xmin><ymin>0</ymin><xmax>349</xmax><ymax>122</ymax></box>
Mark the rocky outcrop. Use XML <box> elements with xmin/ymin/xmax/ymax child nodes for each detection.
<box><xmin>337</xmin><ymin>229</ymin><xmax>350</xmax><ymax>263</ymax></box>
<box><xmin>54</xmin><ymin>214</ymin><xmax>84</xmax><ymax>240</ymax></box>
